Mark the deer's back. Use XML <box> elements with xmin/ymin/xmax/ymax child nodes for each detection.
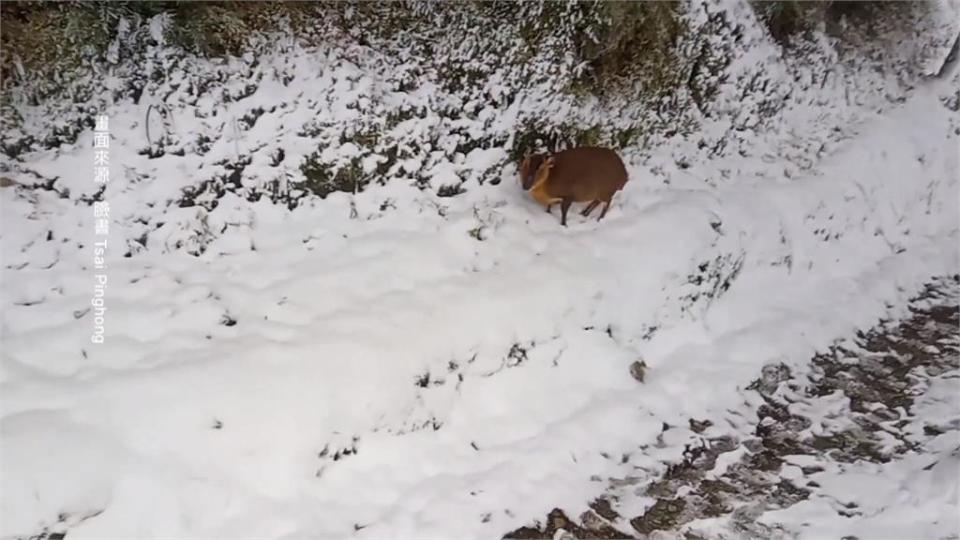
<box><xmin>547</xmin><ymin>147</ymin><xmax>628</xmax><ymax>201</ymax></box>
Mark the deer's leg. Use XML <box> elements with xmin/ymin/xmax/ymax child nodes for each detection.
<box><xmin>580</xmin><ymin>200</ymin><xmax>600</xmax><ymax>217</ymax></box>
<box><xmin>545</xmin><ymin>203</ymin><xmax>553</xmax><ymax>214</ymax></box>
<box><xmin>598</xmin><ymin>196</ymin><xmax>613</xmax><ymax>220</ymax></box>
<box><xmin>560</xmin><ymin>197</ymin><xmax>573</xmax><ymax>226</ymax></box>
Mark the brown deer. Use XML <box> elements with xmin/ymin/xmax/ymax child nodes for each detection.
<box><xmin>518</xmin><ymin>146</ymin><xmax>628</xmax><ymax>226</ymax></box>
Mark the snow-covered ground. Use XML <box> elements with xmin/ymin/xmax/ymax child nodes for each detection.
<box><xmin>3</xmin><ymin>66</ymin><xmax>957</xmax><ymax>538</ymax></box>
<box><xmin>511</xmin><ymin>275</ymin><xmax>958</xmax><ymax>540</ymax></box>
<box><xmin>2</xmin><ymin>2</ymin><xmax>960</xmax><ymax>537</ymax></box>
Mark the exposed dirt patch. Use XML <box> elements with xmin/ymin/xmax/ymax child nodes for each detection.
<box><xmin>504</xmin><ymin>275</ymin><xmax>959</xmax><ymax>539</ymax></box>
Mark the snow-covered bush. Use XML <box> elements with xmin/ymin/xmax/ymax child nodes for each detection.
<box><xmin>1</xmin><ymin>0</ymin><xmax>955</xmax><ymax>238</ymax></box>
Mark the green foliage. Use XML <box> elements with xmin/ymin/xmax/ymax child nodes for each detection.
<box><xmin>165</xmin><ymin>2</ymin><xmax>314</xmax><ymax>56</ymax></box>
<box><xmin>751</xmin><ymin>1</ymin><xmax>924</xmax><ymax>45</ymax></box>
<box><xmin>300</xmin><ymin>152</ymin><xmax>368</xmax><ymax>199</ymax></box>
<box><xmin>750</xmin><ymin>1</ymin><xmax>830</xmax><ymax>43</ymax></box>
<box><xmin>1</xmin><ymin>2</ymin><xmax>111</xmax><ymax>84</ymax></box>
<box><xmin>575</xmin><ymin>2</ymin><xmax>686</xmax><ymax>98</ymax></box>
<box><xmin>0</xmin><ymin>1</ymin><xmax>321</xmax><ymax>83</ymax></box>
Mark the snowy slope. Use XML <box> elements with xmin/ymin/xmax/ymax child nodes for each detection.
<box><xmin>2</xmin><ymin>1</ymin><xmax>959</xmax><ymax>538</ymax></box>
<box><xmin>2</xmin><ymin>58</ymin><xmax>958</xmax><ymax>539</ymax></box>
